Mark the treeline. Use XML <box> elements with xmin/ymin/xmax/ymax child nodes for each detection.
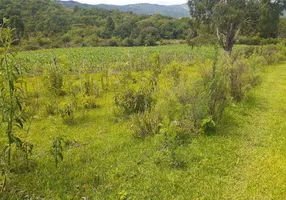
<box><xmin>0</xmin><ymin>0</ymin><xmax>191</xmax><ymax>49</ymax></box>
<box><xmin>0</xmin><ymin>0</ymin><xmax>285</xmax><ymax>50</ymax></box>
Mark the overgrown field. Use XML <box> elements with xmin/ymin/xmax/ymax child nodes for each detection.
<box><xmin>1</xmin><ymin>44</ymin><xmax>286</xmax><ymax>199</ymax></box>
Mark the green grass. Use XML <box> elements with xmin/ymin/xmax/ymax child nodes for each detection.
<box><xmin>225</xmin><ymin>64</ymin><xmax>286</xmax><ymax>199</ymax></box>
<box><xmin>18</xmin><ymin>45</ymin><xmax>216</xmax><ymax>73</ymax></box>
<box><xmin>1</xmin><ymin>45</ymin><xmax>286</xmax><ymax>199</ymax></box>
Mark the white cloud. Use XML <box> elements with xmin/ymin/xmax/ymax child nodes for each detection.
<box><xmin>72</xmin><ymin>0</ymin><xmax>187</xmax><ymax>5</ymax></box>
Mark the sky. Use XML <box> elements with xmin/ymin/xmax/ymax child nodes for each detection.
<box><xmin>68</xmin><ymin>0</ymin><xmax>188</xmax><ymax>5</ymax></box>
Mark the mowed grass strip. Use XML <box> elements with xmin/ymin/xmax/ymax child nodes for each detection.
<box><xmin>227</xmin><ymin>64</ymin><xmax>286</xmax><ymax>199</ymax></box>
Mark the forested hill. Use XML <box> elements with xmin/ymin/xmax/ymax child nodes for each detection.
<box><xmin>0</xmin><ymin>0</ymin><xmax>191</xmax><ymax>49</ymax></box>
<box><xmin>57</xmin><ymin>0</ymin><xmax>190</xmax><ymax>18</ymax></box>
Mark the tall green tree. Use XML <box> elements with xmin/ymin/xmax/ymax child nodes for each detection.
<box><xmin>259</xmin><ymin>0</ymin><xmax>285</xmax><ymax>38</ymax></box>
<box><xmin>188</xmin><ymin>0</ymin><xmax>285</xmax><ymax>52</ymax></box>
<box><xmin>104</xmin><ymin>16</ymin><xmax>115</xmax><ymax>39</ymax></box>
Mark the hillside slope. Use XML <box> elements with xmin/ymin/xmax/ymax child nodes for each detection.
<box><xmin>57</xmin><ymin>0</ymin><xmax>190</xmax><ymax>18</ymax></box>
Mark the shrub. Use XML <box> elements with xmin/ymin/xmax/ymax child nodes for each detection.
<box><xmin>187</xmin><ymin>33</ymin><xmax>218</xmax><ymax>47</ymax></box>
<box><xmin>248</xmin><ymin>54</ymin><xmax>267</xmax><ymax>68</ymax></box>
<box><xmin>176</xmin><ymin>81</ymin><xmax>209</xmax><ymax>130</ymax></box>
<box><xmin>62</xmin><ymin>33</ymin><xmax>72</xmax><ymax>44</ymax></box>
<box><xmin>229</xmin><ymin>60</ymin><xmax>246</xmax><ymax>101</ymax></box>
<box><xmin>37</xmin><ymin>37</ymin><xmax>52</xmax><ymax>47</ymax></box>
<box><xmin>59</xmin><ymin>102</ymin><xmax>75</xmax><ymax>125</ymax></box>
<box><xmin>200</xmin><ymin>117</ymin><xmax>216</xmax><ymax>134</ymax></box>
<box><xmin>261</xmin><ymin>45</ymin><xmax>285</xmax><ymax>65</ymax></box>
<box><xmin>84</xmin><ymin>35</ymin><xmax>100</xmax><ymax>47</ymax></box>
<box><xmin>239</xmin><ymin>46</ymin><xmax>260</xmax><ymax>59</ymax></box>
<box><xmin>115</xmin><ymin>72</ymin><xmax>154</xmax><ymax>115</ymax></box>
<box><xmin>145</xmin><ymin>34</ymin><xmax>157</xmax><ymax>46</ymax></box>
<box><xmin>82</xmin><ymin>96</ymin><xmax>97</xmax><ymax>109</ymax></box>
<box><xmin>163</xmin><ymin>62</ymin><xmax>182</xmax><ymax>86</ymax></box>
<box><xmin>228</xmin><ymin>55</ymin><xmax>263</xmax><ymax>102</ymax></box>
<box><xmin>237</xmin><ymin>36</ymin><xmax>262</xmax><ymax>45</ymax></box>
<box><xmin>83</xmin><ymin>76</ymin><xmax>101</xmax><ymax>97</ymax></box>
<box><xmin>109</xmin><ymin>38</ymin><xmax>118</xmax><ymax>47</ymax></box>
<box><xmin>198</xmin><ymin>59</ymin><xmax>230</xmax><ymax>121</ymax></box>
<box><xmin>115</xmin><ymin>87</ymin><xmax>153</xmax><ymax>114</ymax></box>
<box><xmin>45</xmin><ymin>100</ymin><xmax>58</xmax><ymax>116</ymax></box>
<box><xmin>122</xmin><ymin>37</ymin><xmax>134</xmax><ymax>47</ymax></box>
<box><xmin>261</xmin><ymin>38</ymin><xmax>279</xmax><ymax>45</ymax></box>
<box><xmin>71</xmin><ymin>36</ymin><xmax>84</xmax><ymax>46</ymax></box>
<box><xmin>42</xmin><ymin>64</ymin><xmax>65</xmax><ymax>96</ymax></box>
<box><xmin>21</xmin><ymin>38</ymin><xmax>40</xmax><ymax>51</ymax></box>
<box><xmin>131</xmin><ymin>110</ymin><xmax>162</xmax><ymax>137</ymax></box>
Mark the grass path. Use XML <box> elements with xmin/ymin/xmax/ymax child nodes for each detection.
<box><xmin>226</xmin><ymin>64</ymin><xmax>286</xmax><ymax>199</ymax></box>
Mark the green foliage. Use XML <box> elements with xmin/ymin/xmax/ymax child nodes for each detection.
<box><xmin>188</xmin><ymin>0</ymin><xmax>285</xmax><ymax>52</ymax></box>
<box><xmin>237</xmin><ymin>36</ymin><xmax>263</xmax><ymax>45</ymax></box>
<box><xmin>229</xmin><ymin>59</ymin><xmax>249</xmax><ymax>101</ymax></box>
<box><xmin>44</xmin><ymin>100</ymin><xmax>58</xmax><ymax>116</ymax></box>
<box><xmin>82</xmin><ymin>95</ymin><xmax>98</xmax><ymax>109</ymax></box>
<box><xmin>0</xmin><ymin>0</ymin><xmax>190</xmax><ymax>49</ymax></box>
<box><xmin>0</xmin><ymin>43</ymin><xmax>285</xmax><ymax>199</ymax></box>
<box><xmin>258</xmin><ymin>0</ymin><xmax>283</xmax><ymax>38</ymax></box>
<box><xmin>278</xmin><ymin>18</ymin><xmax>286</xmax><ymax>38</ymax></box>
<box><xmin>59</xmin><ymin>102</ymin><xmax>75</xmax><ymax>125</ymax></box>
<box><xmin>50</xmin><ymin>137</ymin><xmax>65</xmax><ymax>168</ymax></box>
<box><xmin>83</xmin><ymin>75</ymin><xmax>100</xmax><ymax>97</ymax></box>
<box><xmin>42</xmin><ymin>62</ymin><xmax>64</xmax><ymax>96</ymax></box>
<box><xmin>115</xmin><ymin>86</ymin><xmax>153</xmax><ymax>115</ymax></box>
<box><xmin>131</xmin><ymin>110</ymin><xmax>162</xmax><ymax>137</ymax></box>
<box><xmin>261</xmin><ymin>44</ymin><xmax>286</xmax><ymax>64</ymax></box>
<box><xmin>187</xmin><ymin>33</ymin><xmax>218</xmax><ymax>47</ymax></box>
<box><xmin>0</xmin><ymin>20</ymin><xmax>29</xmax><ymax>166</ymax></box>
<box><xmin>200</xmin><ymin>117</ymin><xmax>216</xmax><ymax>134</ymax></box>
<box><xmin>103</xmin><ymin>16</ymin><xmax>115</xmax><ymax>39</ymax></box>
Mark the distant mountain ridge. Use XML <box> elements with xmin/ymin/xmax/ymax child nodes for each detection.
<box><xmin>57</xmin><ymin>0</ymin><xmax>190</xmax><ymax>18</ymax></box>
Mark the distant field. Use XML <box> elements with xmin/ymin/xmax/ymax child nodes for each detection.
<box><xmin>18</xmin><ymin>45</ymin><xmax>216</xmax><ymax>71</ymax></box>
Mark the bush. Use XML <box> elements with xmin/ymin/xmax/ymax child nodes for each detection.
<box><xmin>84</xmin><ymin>35</ymin><xmax>100</xmax><ymax>47</ymax></box>
<box><xmin>162</xmin><ymin>62</ymin><xmax>183</xmax><ymax>86</ymax></box>
<box><xmin>131</xmin><ymin>110</ymin><xmax>162</xmax><ymax>137</ymax></box>
<box><xmin>59</xmin><ymin>102</ymin><xmax>75</xmax><ymax>125</ymax></box>
<box><xmin>42</xmin><ymin>64</ymin><xmax>65</xmax><ymax>96</ymax></box>
<box><xmin>145</xmin><ymin>34</ymin><xmax>157</xmax><ymax>46</ymax></box>
<box><xmin>176</xmin><ymin>80</ymin><xmax>208</xmax><ymax>131</ymax></box>
<box><xmin>71</xmin><ymin>36</ymin><xmax>84</xmax><ymax>47</ymax></box>
<box><xmin>109</xmin><ymin>38</ymin><xmax>118</xmax><ymax>47</ymax></box>
<box><xmin>45</xmin><ymin>100</ymin><xmax>58</xmax><ymax>116</ymax></box>
<box><xmin>122</xmin><ymin>37</ymin><xmax>134</xmax><ymax>47</ymax></box>
<box><xmin>261</xmin><ymin>38</ymin><xmax>279</xmax><ymax>45</ymax></box>
<box><xmin>83</xmin><ymin>76</ymin><xmax>101</xmax><ymax>97</ymax></box>
<box><xmin>37</xmin><ymin>37</ymin><xmax>52</xmax><ymax>47</ymax></box>
<box><xmin>82</xmin><ymin>96</ymin><xmax>97</xmax><ymax>109</ymax></box>
<box><xmin>115</xmin><ymin>87</ymin><xmax>153</xmax><ymax>114</ymax></box>
<box><xmin>200</xmin><ymin>117</ymin><xmax>216</xmax><ymax>134</ymax></box>
<box><xmin>239</xmin><ymin>46</ymin><xmax>260</xmax><ymax>59</ymax></box>
<box><xmin>21</xmin><ymin>38</ymin><xmax>40</xmax><ymax>51</ymax></box>
<box><xmin>229</xmin><ymin>60</ymin><xmax>247</xmax><ymax>101</ymax></box>
<box><xmin>261</xmin><ymin>45</ymin><xmax>285</xmax><ymax>65</ymax></box>
<box><xmin>187</xmin><ymin>33</ymin><xmax>218</xmax><ymax>47</ymax></box>
<box><xmin>248</xmin><ymin>54</ymin><xmax>267</xmax><ymax>68</ymax></box>
<box><xmin>237</xmin><ymin>36</ymin><xmax>262</xmax><ymax>45</ymax></box>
